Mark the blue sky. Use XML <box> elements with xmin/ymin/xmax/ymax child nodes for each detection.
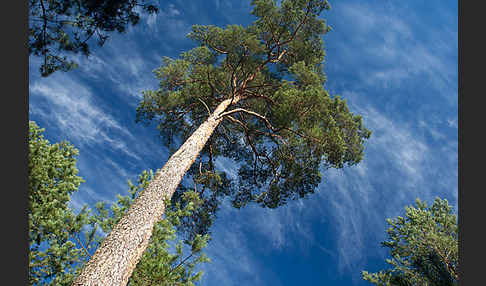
<box><xmin>29</xmin><ymin>0</ymin><xmax>458</xmax><ymax>285</ymax></box>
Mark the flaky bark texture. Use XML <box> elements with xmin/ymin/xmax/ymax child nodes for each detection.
<box><xmin>73</xmin><ymin>96</ymin><xmax>240</xmax><ymax>286</ymax></box>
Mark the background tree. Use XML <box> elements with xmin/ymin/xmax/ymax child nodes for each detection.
<box><xmin>29</xmin><ymin>120</ymin><xmax>89</xmax><ymax>285</ymax></box>
<box><xmin>28</xmin><ymin>121</ymin><xmax>210</xmax><ymax>285</ymax></box>
<box><xmin>29</xmin><ymin>0</ymin><xmax>159</xmax><ymax>77</ymax></box>
<box><xmin>92</xmin><ymin>171</ymin><xmax>211</xmax><ymax>286</ymax></box>
<box><xmin>74</xmin><ymin>0</ymin><xmax>371</xmax><ymax>285</ymax></box>
<box><xmin>362</xmin><ymin>198</ymin><xmax>458</xmax><ymax>286</ymax></box>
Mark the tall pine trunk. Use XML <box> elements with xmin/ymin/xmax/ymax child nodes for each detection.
<box><xmin>73</xmin><ymin>96</ymin><xmax>240</xmax><ymax>286</ymax></box>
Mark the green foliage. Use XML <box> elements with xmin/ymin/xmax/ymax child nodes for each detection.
<box><xmin>136</xmin><ymin>0</ymin><xmax>371</xmax><ymax>228</ymax></box>
<box><xmin>92</xmin><ymin>170</ymin><xmax>211</xmax><ymax>286</ymax></box>
<box><xmin>170</xmin><ymin>161</ymin><xmax>233</xmax><ymax>242</ymax></box>
<box><xmin>29</xmin><ymin>0</ymin><xmax>159</xmax><ymax>77</ymax></box>
<box><xmin>362</xmin><ymin>198</ymin><xmax>458</xmax><ymax>286</ymax></box>
<box><xmin>29</xmin><ymin>121</ymin><xmax>90</xmax><ymax>285</ymax></box>
<box><xmin>28</xmin><ymin>121</ymin><xmax>210</xmax><ymax>285</ymax></box>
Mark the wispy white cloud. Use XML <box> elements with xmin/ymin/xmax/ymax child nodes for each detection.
<box><xmin>361</xmin><ymin>104</ymin><xmax>429</xmax><ymax>184</ymax></box>
<box><xmin>142</xmin><ymin>2</ymin><xmax>191</xmax><ymax>39</ymax></box>
<box><xmin>312</xmin><ymin>5</ymin><xmax>458</xmax><ymax>274</ymax></box>
<box><xmin>328</xmin><ymin>1</ymin><xmax>457</xmax><ymax>100</ymax></box>
<box><xmin>82</xmin><ymin>186</ymin><xmax>114</xmax><ymax>205</ymax></box>
<box><xmin>447</xmin><ymin>117</ymin><xmax>458</xmax><ymax>129</ymax></box>
<box><xmin>68</xmin><ymin>185</ymin><xmax>117</xmax><ymax>213</ymax></box>
<box><xmin>146</xmin><ymin>13</ymin><xmax>157</xmax><ymax>30</ymax></box>
<box><xmin>198</xmin><ymin>205</ymin><xmax>268</xmax><ymax>286</ymax></box>
<box><xmin>317</xmin><ymin>99</ymin><xmax>456</xmax><ymax>274</ymax></box>
<box><xmin>69</xmin><ymin>49</ymin><xmax>158</xmax><ymax>103</ymax></box>
<box><xmin>104</xmin><ymin>157</ymin><xmax>131</xmax><ymax>180</ymax></box>
<box><xmin>218</xmin><ymin>98</ymin><xmax>456</xmax><ymax>278</ymax></box>
<box><xmin>29</xmin><ymin>76</ymin><xmax>141</xmax><ymax>161</ymax></box>
<box><xmin>167</xmin><ymin>4</ymin><xmax>181</xmax><ymax>16</ymax></box>
<box><xmin>68</xmin><ymin>151</ymin><xmax>139</xmax><ymax>213</ymax></box>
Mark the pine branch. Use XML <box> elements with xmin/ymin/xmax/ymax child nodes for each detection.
<box><xmin>163</xmin><ymin>252</ymin><xmax>195</xmax><ymax>279</ymax></box>
<box><xmin>75</xmin><ymin>233</ymin><xmax>93</xmax><ymax>259</ymax></box>
<box><xmin>207</xmin><ymin>42</ymin><xmax>228</xmax><ymax>54</ymax></box>
<box><xmin>224</xmin><ymin>115</ymin><xmax>278</xmax><ymax>181</ymax></box>
<box><xmin>278</xmin><ymin>3</ymin><xmax>312</xmax><ymax>47</ymax></box>
<box><xmin>197</xmin><ymin>98</ymin><xmax>211</xmax><ymax>116</ymax></box>
<box><xmin>39</xmin><ymin>0</ymin><xmax>48</xmax><ymax>70</ymax></box>
<box><xmin>217</xmin><ymin>108</ymin><xmax>275</xmax><ymax>131</ymax></box>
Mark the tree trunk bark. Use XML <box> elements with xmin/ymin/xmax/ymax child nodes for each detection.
<box><xmin>73</xmin><ymin>96</ymin><xmax>240</xmax><ymax>286</ymax></box>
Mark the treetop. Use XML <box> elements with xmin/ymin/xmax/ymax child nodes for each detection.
<box><xmin>136</xmin><ymin>0</ymin><xmax>371</xmax><ymax>210</ymax></box>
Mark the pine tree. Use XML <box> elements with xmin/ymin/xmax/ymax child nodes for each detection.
<box><xmin>28</xmin><ymin>121</ymin><xmax>210</xmax><ymax>285</ymax></box>
<box><xmin>29</xmin><ymin>121</ymin><xmax>88</xmax><ymax>285</ymax></box>
<box><xmin>29</xmin><ymin>0</ymin><xmax>159</xmax><ymax>77</ymax></box>
<box><xmin>74</xmin><ymin>1</ymin><xmax>371</xmax><ymax>285</ymax></box>
<box><xmin>91</xmin><ymin>171</ymin><xmax>211</xmax><ymax>286</ymax></box>
<box><xmin>362</xmin><ymin>198</ymin><xmax>458</xmax><ymax>286</ymax></box>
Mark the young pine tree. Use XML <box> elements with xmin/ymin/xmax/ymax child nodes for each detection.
<box><xmin>362</xmin><ymin>198</ymin><xmax>458</xmax><ymax>286</ymax></box>
<box><xmin>29</xmin><ymin>121</ymin><xmax>88</xmax><ymax>285</ymax></box>
<box><xmin>91</xmin><ymin>171</ymin><xmax>211</xmax><ymax>286</ymax></box>
<box><xmin>28</xmin><ymin>121</ymin><xmax>209</xmax><ymax>285</ymax></box>
<box><xmin>74</xmin><ymin>1</ymin><xmax>371</xmax><ymax>285</ymax></box>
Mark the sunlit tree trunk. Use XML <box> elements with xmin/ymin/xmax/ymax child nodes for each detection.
<box><xmin>73</xmin><ymin>96</ymin><xmax>240</xmax><ymax>286</ymax></box>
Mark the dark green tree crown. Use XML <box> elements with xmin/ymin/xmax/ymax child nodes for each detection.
<box><xmin>362</xmin><ymin>198</ymin><xmax>458</xmax><ymax>286</ymax></box>
<box><xmin>29</xmin><ymin>121</ymin><xmax>88</xmax><ymax>285</ymax></box>
<box><xmin>137</xmin><ymin>0</ymin><xmax>371</xmax><ymax>214</ymax></box>
<box><xmin>29</xmin><ymin>0</ymin><xmax>159</xmax><ymax>76</ymax></box>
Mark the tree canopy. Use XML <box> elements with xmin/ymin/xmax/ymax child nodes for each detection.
<box><xmin>362</xmin><ymin>198</ymin><xmax>458</xmax><ymax>286</ymax></box>
<box><xmin>28</xmin><ymin>121</ymin><xmax>210</xmax><ymax>285</ymax></box>
<box><xmin>136</xmin><ymin>0</ymin><xmax>371</xmax><ymax>238</ymax></box>
<box><xmin>29</xmin><ymin>0</ymin><xmax>159</xmax><ymax>77</ymax></box>
<box><xmin>29</xmin><ymin>121</ymin><xmax>88</xmax><ymax>285</ymax></box>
